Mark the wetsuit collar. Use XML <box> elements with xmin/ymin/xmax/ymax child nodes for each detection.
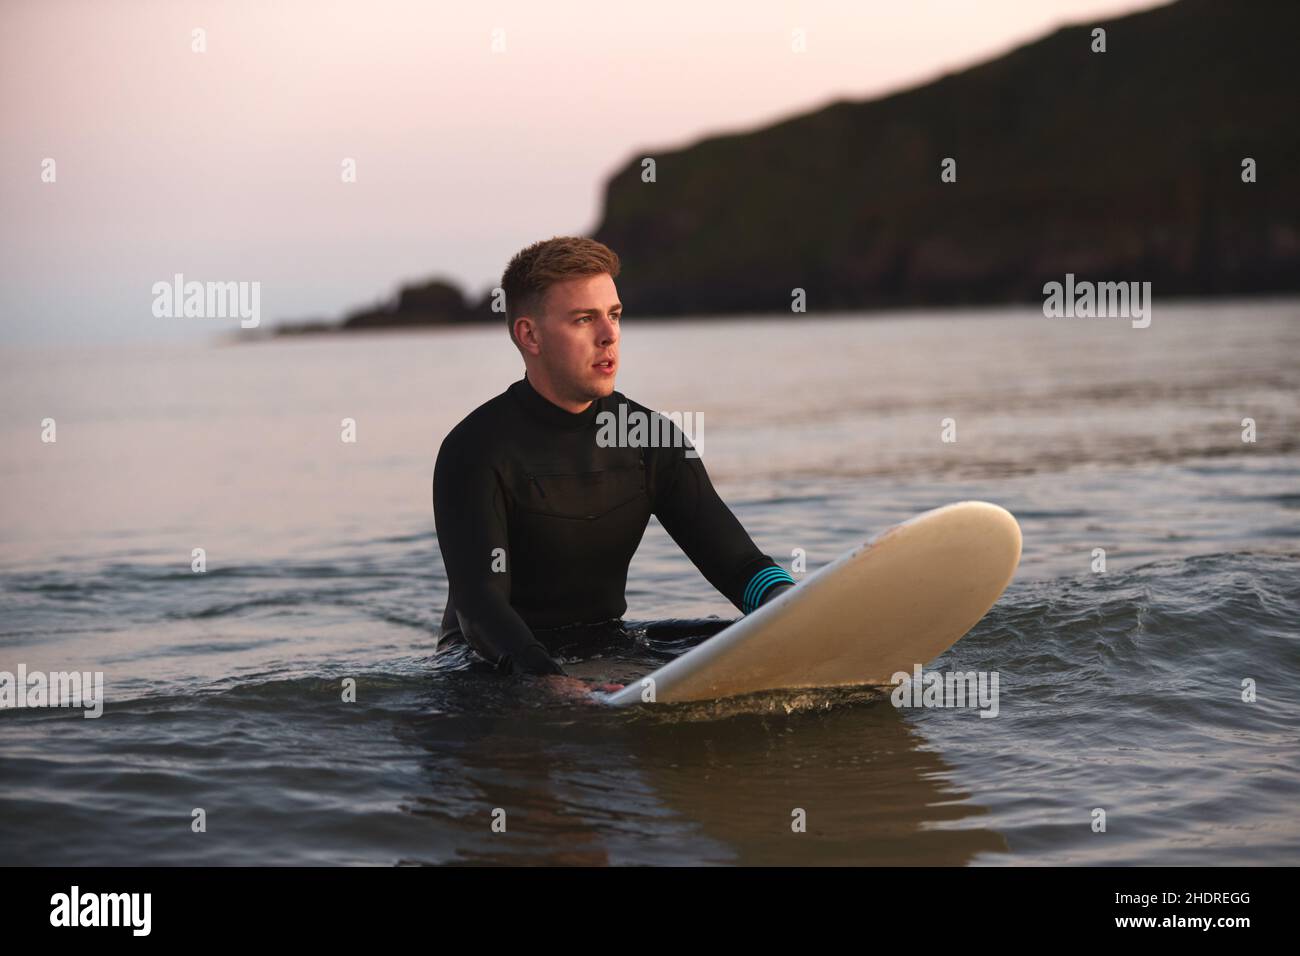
<box><xmin>511</xmin><ymin>374</ymin><xmax>603</xmax><ymax>431</ymax></box>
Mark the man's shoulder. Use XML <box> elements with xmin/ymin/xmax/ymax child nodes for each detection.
<box><xmin>438</xmin><ymin>384</ymin><xmax>517</xmax><ymax>457</ymax></box>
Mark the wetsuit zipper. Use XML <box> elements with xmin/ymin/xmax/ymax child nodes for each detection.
<box><xmin>526</xmin><ymin>469</ymin><xmax>645</xmax><ymax>521</ymax></box>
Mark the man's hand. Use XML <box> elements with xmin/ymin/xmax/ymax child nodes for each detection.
<box><xmin>542</xmin><ymin>675</ymin><xmax>625</xmax><ymax>701</ymax></box>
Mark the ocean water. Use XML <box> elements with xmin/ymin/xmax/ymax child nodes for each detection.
<box><xmin>1</xmin><ymin>299</ymin><xmax>1298</xmax><ymax>865</ymax></box>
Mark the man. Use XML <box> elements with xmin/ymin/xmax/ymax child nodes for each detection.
<box><xmin>432</xmin><ymin>236</ymin><xmax>795</xmax><ymax>682</ymax></box>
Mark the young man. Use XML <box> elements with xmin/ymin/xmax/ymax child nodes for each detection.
<box><xmin>432</xmin><ymin>236</ymin><xmax>794</xmax><ymax>680</ymax></box>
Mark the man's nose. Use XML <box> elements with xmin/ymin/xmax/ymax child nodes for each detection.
<box><xmin>598</xmin><ymin>315</ymin><xmax>618</xmax><ymax>344</ymax></box>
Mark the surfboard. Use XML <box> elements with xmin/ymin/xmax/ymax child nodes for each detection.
<box><xmin>602</xmin><ymin>500</ymin><xmax>1021</xmax><ymax>706</ymax></box>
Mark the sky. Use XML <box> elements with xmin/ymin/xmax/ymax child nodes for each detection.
<box><xmin>1</xmin><ymin>0</ymin><xmax>1166</xmax><ymax>346</ymax></box>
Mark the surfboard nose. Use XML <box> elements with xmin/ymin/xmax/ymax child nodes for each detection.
<box><xmin>947</xmin><ymin>500</ymin><xmax>1023</xmax><ymax>587</ymax></box>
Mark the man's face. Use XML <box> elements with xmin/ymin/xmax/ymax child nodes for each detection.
<box><xmin>520</xmin><ymin>273</ymin><xmax>621</xmax><ymax>406</ymax></box>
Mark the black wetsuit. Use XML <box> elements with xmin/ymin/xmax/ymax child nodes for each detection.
<box><xmin>432</xmin><ymin>375</ymin><xmax>794</xmax><ymax>675</ymax></box>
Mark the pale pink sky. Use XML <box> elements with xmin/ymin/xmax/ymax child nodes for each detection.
<box><xmin>1</xmin><ymin>0</ymin><xmax>1164</xmax><ymax>345</ymax></box>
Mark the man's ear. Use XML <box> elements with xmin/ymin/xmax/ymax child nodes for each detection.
<box><xmin>515</xmin><ymin>316</ymin><xmax>542</xmax><ymax>356</ymax></box>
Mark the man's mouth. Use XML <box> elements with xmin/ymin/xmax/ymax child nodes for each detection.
<box><xmin>593</xmin><ymin>357</ymin><xmax>616</xmax><ymax>374</ymax></box>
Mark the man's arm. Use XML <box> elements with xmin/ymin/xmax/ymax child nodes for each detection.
<box><xmin>648</xmin><ymin>424</ymin><xmax>795</xmax><ymax>614</ymax></box>
<box><xmin>433</xmin><ymin>428</ymin><xmax>564</xmax><ymax>675</ymax></box>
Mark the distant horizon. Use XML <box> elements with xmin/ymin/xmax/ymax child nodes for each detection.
<box><xmin>2</xmin><ymin>0</ymin><xmax>1167</xmax><ymax>346</ymax></box>
<box><xmin>8</xmin><ymin>290</ymin><xmax>1299</xmax><ymax>360</ymax></box>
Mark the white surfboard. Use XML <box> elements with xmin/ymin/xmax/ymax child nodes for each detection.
<box><xmin>603</xmin><ymin>500</ymin><xmax>1021</xmax><ymax>706</ymax></box>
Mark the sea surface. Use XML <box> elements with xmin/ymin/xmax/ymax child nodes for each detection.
<box><xmin>2</xmin><ymin>299</ymin><xmax>1298</xmax><ymax>865</ymax></box>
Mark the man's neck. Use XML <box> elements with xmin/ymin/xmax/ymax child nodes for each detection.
<box><xmin>524</xmin><ymin>370</ymin><xmax>593</xmax><ymax>415</ymax></box>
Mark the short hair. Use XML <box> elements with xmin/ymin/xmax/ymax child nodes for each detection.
<box><xmin>501</xmin><ymin>236</ymin><xmax>620</xmax><ymax>349</ymax></box>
